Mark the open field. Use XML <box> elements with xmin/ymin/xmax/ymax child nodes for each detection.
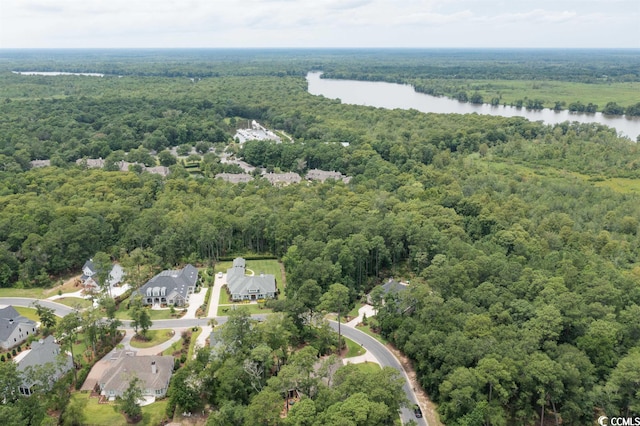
<box><xmin>414</xmin><ymin>78</ymin><xmax>640</xmax><ymax>111</ymax></box>
<box><xmin>594</xmin><ymin>178</ymin><xmax>640</xmax><ymax>194</ymax></box>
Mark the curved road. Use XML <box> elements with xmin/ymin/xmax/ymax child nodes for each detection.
<box><xmin>1</xmin><ymin>297</ymin><xmax>425</xmax><ymax>425</ymax></box>
<box><xmin>330</xmin><ymin>321</ymin><xmax>427</xmax><ymax>425</ymax></box>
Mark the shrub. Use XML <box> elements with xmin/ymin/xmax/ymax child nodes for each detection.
<box><xmin>75</xmin><ymin>365</ymin><xmax>91</xmax><ymax>390</ymax></box>
<box><xmin>1</xmin><ymin>355</ymin><xmax>4</xmax><ymax>362</ymax></box>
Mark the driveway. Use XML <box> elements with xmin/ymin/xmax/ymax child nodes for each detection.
<box><xmin>208</xmin><ymin>273</ymin><xmax>225</xmax><ymax>317</ymax></box>
<box><xmin>183</xmin><ymin>289</ymin><xmax>207</xmax><ymax>319</ymax></box>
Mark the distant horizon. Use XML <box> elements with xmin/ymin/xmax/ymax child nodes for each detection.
<box><xmin>2</xmin><ymin>47</ymin><xmax>639</xmax><ymax>51</ymax></box>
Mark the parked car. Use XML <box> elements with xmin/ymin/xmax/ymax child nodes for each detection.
<box><xmin>414</xmin><ymin>405</ymin><xmax>423</xmax><ymax>418</ymax></box>
<box><xmin>217</xmin><ymin>272</ymin><xmax>223</xmax><ymax>278</ymax></box>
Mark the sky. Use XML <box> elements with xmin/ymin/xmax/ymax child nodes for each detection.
<box><xmin>1</xmin><ymin>0</ymin><xmax>638</xmax><ymax>49</ymax></box>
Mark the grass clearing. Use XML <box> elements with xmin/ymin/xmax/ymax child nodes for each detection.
<box><xmin>595</xmin><ymin>178</ymin><xmax>640</xmax><ymax>194</ymax></box>
<box><xmin>187</xmin><ymin>327</ymin><xmax>202</xmax><ymax>359</ymax></box>
<box><xmin>347</xmin><ymin>302</ymin><xmax>363</xmax><ymax>320</ymax></box>
<box><xmin>162</xmin><ymin>338</ymin><xmax>183</xmax><ymax>356</ymax></box>
<box><xmin>356</xmin><ymin>323</ymin><xmax>389</xmax><ymax>345</ymax></box>
<box><xmin>353</xmin><ymin>361</ymin><xmax>381</xmax><ymax>374</ymax></box>
<box><xmin>0</xmin><ymin>287</ymin><xmax>48</xmax><ymax>298</ymax></box>
<box><xmin>114</xmin><ymin>306</ymin><xmax>178</xmax><ymax>321</ymax></box>
<box><xmin>217</xmin><ymin>303</ymin><xmax>272</xmax><ymax>316</ymax></box>
<box><xmin>70</xmin><ymin>392</ymin><xmax>168</xmax><ymax>426</ymax></box>
<box><xmin>415</xmin><ymin>78</ymin><xmax>640</xmax><ymax>111</ymax></box>
<box><xmin>344</xmin><ymin>337</ymin><xmax>366</xmax><ymax>358</ymax></box>
<box><xmin>54</xmin><ymin>297</ymin><xmax>92</xmax><ymax>309</ymax></box>
<box><xmin>14</xmin><ymin>306</ymin><xmax>40</xmax><ymax>322</ymax></box>
<box><xmin>129</xmin><ymin>329</ymin><xmax>174</xmax><ymax>349</ymax></box>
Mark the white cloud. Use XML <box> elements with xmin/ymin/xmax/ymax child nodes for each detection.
<box><xmin>0</xmin><ymin>0</ymin><xmax>637</xmax><ymax>47</ymax></box>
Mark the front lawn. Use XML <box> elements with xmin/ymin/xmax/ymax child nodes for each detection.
<box><xmin>346</xmin><ymin>302</ymin><xmax>363</xmax><ymax>321</ymax></box>
<box><xmin>54</xmin><ymin>297</ymin><xmax>93</xmax><ymax>309</ymax></box>
<box><xmin>114</xmin><ymin>305</ymin><xmax>180</xmax><ymax>320</ymax></box>
<box><xmin>187</xmin><ymin>327</ymin><xmax>202</xmax><ymax>359</ymax></box>
<box><xmin>129</xmin><ymin>329</ymin><xmax>175</xmax><ymax>349</ymax></box>
<box><xmin>14</xmin><ymin>306</ymin><xmax>40</xmax><ymax>322</ymax></box>
<box><xmin>217</xmin><ymin>303</ymin><xmax>272</xmax><ymax>316</ymax></box>
<box><xmin>353</xmin><ymin>361</ymin><xmax>381</xmax><ymax>374</ymax></box>
<box><xmin>344</xmin><ymin>337</ymin><xmax>366</xmax><ymax>358</ymax></box>
<box><xmin>355</xmin><ymin>323</ymin><xmax>389</xmax><ymax>345</ymax></box>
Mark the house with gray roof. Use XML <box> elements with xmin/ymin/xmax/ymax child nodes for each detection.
<box><xmin>81</xmin><ymin>258</ymin><xmax>125</xmax><ymax>293</ymax></box>
<box><xmin>17</xmin><ymin>335</ymin><xmax>73</xmax><ymax>396</ymax></box>
<box><xmin>263</xmin><ymin>172</ymin><xmax>301</xmax><ymax>186</ymax></box>
<box><xmin>215</xmin><ymin>172</ymin><xmax>254</xmax><ymax>183</ymax></box>
<box><xmin>225</xmin><ymin>257</ymin><xmax>277</xmax><ymax>301</ymax></box>
<box><xmin>0</xmin><ymin>306</ymin><xmax>37</xmax><ymax>350</ymax></box>
<box><xmin>99</xmin><ymin>354</ymin><xmax>174</xmax><ymax>401</ymax></box>
<box><xmin>367</xmin><ymin>278</ymin><xmax>409</xmax><ymax>304</ymax></box>
<box><xmin>138</xmin><ymin>264</ymin><xmax>199</xmax><ymax>307</ymax></box>
<box><xmin>305</xmin><ymin>169</ymin><xmax>352</xmax><ymax>184</ymax></box>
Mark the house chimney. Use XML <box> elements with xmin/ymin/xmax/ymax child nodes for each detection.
<box><xmin>151</xmin><ymin>361</ymin><xmax>157</xmax><ymax>374</ymax></box>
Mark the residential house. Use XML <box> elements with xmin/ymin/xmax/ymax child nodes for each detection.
<box><xmin>16</xmin><ymin>335</ymin><xmax>73</xmax><ymax>396</ymax></box>
<box><xmin>225</xmin><ymin>257</ymin><xmax>277</xmax><ymax>301</ymax></box>
<box><xmin>138</xmin><ymin>264</ymin><xmax>198</xmax><ymax>307</ymax></box>
<box><xmin>305</xmin><ymin>169</ymin><xmax>352</xmax><ymax>184</ymax></box>
<box><xmin>81</xmin><ymin>259</ymin><xmax>125</xmax><ymax>292</ymax></box>
<box><xmin>0</xmin><ymin>306</ymin><xmax>37</xmax><ymax>350</ymax></box>
<box><xmin>367</xmin><ymin>278</ymin><xmax>409</xmax><ymax>304</ymax></box>
<box><xmin>99</xmin><ymin>354</ymin><xmax>174</xmax><ymax>400</ymax></box>
<box><xmin>215</xmin><ymin>173</ymin><xmax>254</xmax><ymax>183</ymax></box>
<box><xmin>263</xmin><ymin>172</ymin><xmax>301</xmax><ymax>186</ymax></box>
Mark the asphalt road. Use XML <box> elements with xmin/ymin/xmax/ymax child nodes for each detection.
<box><xmin>330</xmin><ymin>320</ymin><xmax>428</xmax><ymax>426</ymax></box>
<box><xmin>1</xmin><ymin>297</ymin><xmax>425</xmax><ymax>425</ymax></box>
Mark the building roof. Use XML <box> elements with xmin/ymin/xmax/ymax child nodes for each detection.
<box><xmin>215</xmin><ymin>173</ymin><xmax>254</xmax><ymax>183</ymax></box>
<box><xmin>381</xmin><ymin>278</ymin><xmax>409</xmax><ymax>294</ymax></box>
<box><xmin>305</xmin><ymin>169</ymin><xmax>351</xmax><ymax>183</ymax></box>
<box><xmin>0</xmin><ymin>306</ymin><xmax>36</xmax><ymax>343</ymax></box>
<box><xmin>100</xmin><ymin>355</ymin><xmax>174</xmax><ymax>394</ymax></box>
<box><xmin>17</xmin><ymin>335</ymin><xmax>72</xmax><ymax>373</ymax></box>
<box><xmin>263</xmin><ymin>172</ymin><xmax>301</xmax><ymax>185</ymax></box>
<box><xmin>226</xmin><ymin>258</ymin><xmax>276</xmax><ymax>296</ymax></box>
<box><xmin>139</xmin><ymin>264</ymin><xmax>198</xmax><ymax>300</ymax></box>
<box><xmin>81</xmin><ymin>259</ymin><xmax>124</xmax><ymax>288</ymax></box>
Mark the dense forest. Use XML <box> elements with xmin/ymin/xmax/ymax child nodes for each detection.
<box><xmin>0</xmin><ymin>50</ymin><xmax>639</xmax><ymax>425</ymax></box>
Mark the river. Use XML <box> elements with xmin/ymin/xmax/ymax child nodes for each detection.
<box><xmin>306</xmin><ymin>72</ymin><xmax>640</xmax><ymax>140</ymax></box>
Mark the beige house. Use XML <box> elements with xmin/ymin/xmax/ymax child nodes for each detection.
<box><xmin>99</xmin><ymin>353</ymin><xmax>174</xmax><ymax>401</ymax></box>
